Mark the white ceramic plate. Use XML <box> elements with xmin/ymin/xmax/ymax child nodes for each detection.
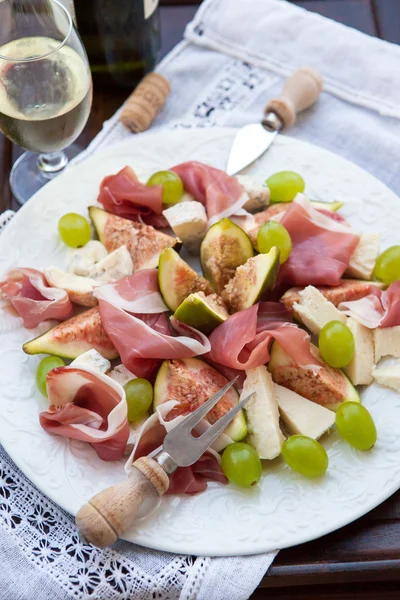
<box><xmin>1</xmin><ymin>128</ymin><xmax>400</xmax><ymax>557</ymax></box>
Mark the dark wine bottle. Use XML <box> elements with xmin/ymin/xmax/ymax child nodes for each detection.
<box><xmin>74</xmin><ymin>0</ymin><xmax>161</xmax><ymax>88</ymax></box>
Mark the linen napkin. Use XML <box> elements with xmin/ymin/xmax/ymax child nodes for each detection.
<box><xmin>2</xmin><ymin>0</ymin><xmax>400</xmax><ymax>598</ymax></box>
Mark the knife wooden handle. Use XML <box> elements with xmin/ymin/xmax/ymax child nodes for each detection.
<box><xmin>265</xmin><ymin>67</ymin><xmax>323</xmax><ymax>128</ymax></box>
<box><xmin>75</xmin><ymin>456</ymin><xmax>169</xmax><ymax>548</ymax></box>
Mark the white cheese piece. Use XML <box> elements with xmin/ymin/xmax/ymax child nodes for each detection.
<box><xmin>45</xmin><ymin>267</ymin><xmax>98</xmax><ymax>292</ymax></box>
<box><xmin>235</xmin><ymin>175</ymin><xmax>270</xmax><ymax>213</ymax></box>
<box><xmin>372</xmin><ymin>362</ymin><xmax>400</xmax><ymax>393</ymax></box>
<box><xmin>346</xmin><ymin>233</ymin><xmax>380</xmax><ymax>280</ymax></box>
<box><xmin>71</xmin><ymin>349</ymin><xmax>111</xmax><ymax>374</ymax></box>
<box><xmin>67</xmin><ymin>240</ymin><xmax>108</xmax><ymax>276</ymax></box>
<box><xmin>274</xmin><ymin>384</ymin><xmax>335</xmax><ymax>439</ymax></box>
<box><xmin>241</xmin><ymin>366</ymin><xmax>285</xmax><ymax>459</ymax></box>
<box><xmin>343</xmin><ymin>317</ymin><xmax>374</xmax><ymax>385</ymax></box>
<box><xmin>293</xmin><ymin>285</ymin><xmax>346</xmax><ymax>335</ymax></box>
<box><xmin>374</xmin><ymin>326</ymin><xmax>400</xmax><ymax>362</ymax></box>
<box><xmin>88</xmin><ymin>245</ymin><xmax>133</xmax><ymax>283</ymax></box>
<box><xmin>109</xmin><ymin>364</ymin><xmax>136</xmax><ymax>387</ymax></box>
<box><xmin>44</xmin><ymin>267</ymin><xmax>99</xmax><ymax>306</ymax></box>
<box><xmin>162</xmin><ymin>200</ymin><xmax>207</xmax><ymax>255</ymax></box>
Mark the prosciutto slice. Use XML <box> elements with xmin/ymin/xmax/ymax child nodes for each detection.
<box><xmin>207</xmin><ymin>301</ymin><xmax>319</xmax><ymax>370</ymax></box>
<box><xmin>171</xmin><ymin>161</ymin><xmax>248</xmax><ymax>225</ymax></box>
<box><xmin>98</xmin><ymin>166</ymin><xmax>168</xmax><ymax>228</ymax></box>
<box><xmin>98</xmin><ymin>299</ymin><xmax>210</xmax><ymax>378</ymax></box>
<box><xmin>278</xmin><ymin>195</ymin><xmax>360</xmax><ymax>287</ymax></box>
<box><xmin>126</xmin><ymin>401</ymin><xmax>228</xmax><ymax>495</ymax></box>
<box><xmin>40</xmin><ymin>367</ymin><xmax>130</xmax><ymax>461</ymax></box>
<box><xmin>0</xmin><ymin>268</ymin><xmax>73</xmax><ymax>328</ymax></box>
<box><xmin>339</xmin><ymin>280</ymin><xmax>400</xmax><ymax>328</ymax></box>
<box><xmin>94</xmin><ymin>269</ymin><xmax>169</xmax><ymax>314</ymax></box>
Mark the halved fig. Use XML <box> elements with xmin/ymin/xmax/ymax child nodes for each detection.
<box><xmin>89</xmin><ymin>206</ymin><xmax>181</xmax><ymax>271</ymax></box>
<box><xmin>200</xmin><ymin>218</ymin><xmax>254</xmax><ymax>294</ymax></box>
<box><xmin>281</xmin><ymin>280</ymin><xmax>386</xmax><ymax>310</ymax></box>
<box><xmin>174</xmin><ymin>291</ymin><xmax>228</xmax><ymax>334</ymax></box>
<box><xmin>158</xmin><ymin>247</ymin><xmax>213</xmax><ymax>311</ymax></box>
<box><xmin>268</xmin><ymin>341</ymin><xmax>360</xmax><ymax>411</ymax></box>
<box><xmin>221</xmin><ymin>247</ymin><xmax>280</xmax><ymax>313</ymax></box>
<box><xmin>311</xmin><ymin>200</ymin><xmax>343</xmax><ymax>212</ymax></box>
<box><xmin>23</xmin><ymin>307</ymin><xmax>118</xmax><ymax>360</ymax></box>
<box><xmin>154</xmin><ymin>357</ymin><xmax>247</xmax><ymax>441</ymax></box>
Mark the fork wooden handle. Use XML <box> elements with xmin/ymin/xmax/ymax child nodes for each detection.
<box><xmin>75</xmin><ymin>456</ymin><xmax>170</xmax><ymax>548</ymax></box>
<box><xmin>265</xmin><ymin>66</ymin><xmax>323</xmax><ymax>128</ymax></box>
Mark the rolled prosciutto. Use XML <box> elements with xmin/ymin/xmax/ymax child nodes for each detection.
<box><xmin>171</xmin><ymin>161</ymin><xmax>249</xmax><ymax>225</ymax></box>
<box><xmin>98</xmin><ymin>166</ymin><xmax>168</xmax><ymax>228</ymax></box>
<box><xmin>339</xmin><ymin>280</ymin><xmax>400</xmax><ymax>328</ymax></box>
<box><xmin>0</xmin><ymin>268</ymin><xmax>73</xmax><ymax>328</ymax></box>
<box><xmin>40</xmin><ymin>367</ymin><xmax>130</xmax><ymax>461</ymax></box>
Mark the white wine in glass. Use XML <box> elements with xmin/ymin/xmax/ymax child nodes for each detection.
<box><xmin>0</xmin><ymin>0</ymin><xmax>93</xmax><ymax>204</ymax></box>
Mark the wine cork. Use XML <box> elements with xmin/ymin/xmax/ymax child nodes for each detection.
<box><xmin>120</xmin><ymin>73</ymin><xmax>171</xmax><ymax>133</ymax></box>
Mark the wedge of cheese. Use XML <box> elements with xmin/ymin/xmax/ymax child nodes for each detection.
<box><xmin>71</xmin><ymin>349</ymin><xmax>111</xmax><ymax>374</ymax></box>
<box><xmin>374</xmin><ymin>326</ymin><xmax>400</xmax><ymax>362</ymax></box>
<box><xmin>163</xmin><ymin>200</ymin><xmax>207</xmax><ymax>255</ymax></box>
<box><xmin>346</xmin><ymin>233</ymin><xmax>380</xmax><ymax>280</ymax></box>
<box><xmin>344</xmin><ymin>317</ymin><xmax>374</xmax><ymax>385</ymax></box>
<box><xmin>88</xmin><ymin>245</ymin><xmax>133</xmax><ymax>283</ymax></box>
<box><xmin>44</xmin><ymin>267</ymin><xmax>99</xmax><ymax>307</ymax></box>
<box><xmin>292</xmin><ymin>285</ymin><xmax>346</xmax><ymax>335</ymax></box>
<box><xmin>275</xmin><ymin>384</ymin><xmax>335</xmax><ymax>439</ymax></box>
<box><xmin>235</xmin><ymin>175</ymin><xmax>270</xmax><ymax>213</ymax></box>
<box><xmin>372</xmin><ymin>363</ymin><xmax>400</xmax><ymax>393</ymax></box>
<box><xmin>241</xmin><ymin>366</ymin><xmax>285</xmax><ymax>459</ymax></box>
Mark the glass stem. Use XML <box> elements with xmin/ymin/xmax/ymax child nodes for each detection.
<box><xmin>37</xmin><ymin>151</ymin><xmax>69</xmax><ymax>179</ymax></box>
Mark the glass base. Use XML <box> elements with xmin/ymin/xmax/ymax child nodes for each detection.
<box><xmin>10</xmin><ymin>144</ymin><xmax>83</xmax><ymax>206</ymax></box>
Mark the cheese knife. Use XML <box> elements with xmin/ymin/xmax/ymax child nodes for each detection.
<box><xmin>226</xmin><ymin>67</ymin><xmax>324</xmax><ymax>176</ymax></box>
<box><xmin>76</xmin><ymin>378</ymin><xmax>253</xmax><ymax>548</ymax></box>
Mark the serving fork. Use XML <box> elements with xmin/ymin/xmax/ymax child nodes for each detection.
<box><xmin>76</xmin><ymin>378</ymin><xmax>253</xmax><ymax>547</ymax></box>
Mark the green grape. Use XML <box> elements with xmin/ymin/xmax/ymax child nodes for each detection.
<box><xmin>373</xmin><ymin>245</ymin><xmax>400</xmax><ymax>285</ymax></box>
<box><xmin>124</xmin><ymin>378</ymin><xmax>153</xmax><ymax>423</ymax></box>
<box><xmin>221</xmin><ymin>442</ymin><xmax>262</xmax><ymax>487</ymax></box>
<box><xmin>318</xmin><ymin>320</ymin><xmax>354</xmax><ymax>368</ymax></box>
<box><xmin>58</xmin><ymin>213</ymin><xmax>91</xmax><ymax>248</ymax></box>
<box><xmin>147</xmin><ymin>170</ymin><xmax>184</xmax><ymax>206</ymax></box>
<box><xmin>257</xmin><ymin>220</ymin><xmax>292</xmax><ymax>263</ymax></box>
<box><xmin>266</xmin><ymin>171</ymin><xmax>305</xmax><ymax>204</ymax></box>
<box><xmin>281</xmin><ymin>435</ymin><xmax>328</xmax><ymax>478</ymax></box>
<box><xmin>36</xmin><ymin>356</ymin><xmax>65</xmax><ymax>396</ymax></box>
<box><xmin>336</xmin><ymin>402</ymin><xmax>377</xmax><ymax>451</ymax></box>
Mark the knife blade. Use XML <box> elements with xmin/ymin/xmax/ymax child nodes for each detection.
<box><xmin>226</xmin><ymin>66</ymin><xmax>323</xmax><ymax>176</ymax></box>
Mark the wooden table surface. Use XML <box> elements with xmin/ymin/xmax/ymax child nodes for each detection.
<box><xmin>2</xmin><ymin>1</ymin><xmax>400</xmax><ymax>597</ymax></box>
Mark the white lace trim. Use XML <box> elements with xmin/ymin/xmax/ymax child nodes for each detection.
<box><xmin>0</xmin><ymin>449</ymin><xmax>210</xmax><ymax>599</ymax></box>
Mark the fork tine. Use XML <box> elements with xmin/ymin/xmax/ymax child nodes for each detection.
<box><xmin>195</xmin><ymin>392</ymin><xmax>254</xmax><ymax>451</ymax></box>
<box><xmin>168</xmin><ymin>377</ymin><xmax>238</xmax><ymax>435</ymax></box>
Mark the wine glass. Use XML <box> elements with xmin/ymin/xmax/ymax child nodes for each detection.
<box><xmin>0</xmin><ymin>0</ymin><xmax>93</xmax><ymax>204</ymax></box>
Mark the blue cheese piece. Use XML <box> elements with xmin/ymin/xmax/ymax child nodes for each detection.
<box><xmin>346</xmin><ymin>233</ymin><xmax>380</xmax><ymax>280</ymax></box>
<box><xmin>88</xmin><ymin>245</ymin><xmax>133</xmax><ymax>283</ymax></box>
<box><xmin>374</xmin><ymin>326</ymin><xmax>400</xmax><ymax>362</ymax></box>
<box><xmin>343</xmin><ymin>317</ymin><xmax>374</xmax><ymax>385</ymax></box>
<box><xmin>71</xmin><ymin>349</ymin><xmax>111</xmax><ymax>374</ymax></box>
<box><xmin>163</xmin><ymin>200</ymin><xmax>207</xmax><ymax>255</ymax></box>
<box><xmin>275</xmin><ymin>384</ymin><xmax>335</xmax><ymax>439</ymax></box>
<box><xmin>241</xmin><ymin>366</ymin><xmax>285</xmax><ymax>459</ymax></box>
<box><xmin>372</xmin><ymin>362</ymin><xmax>400</xmax><ymax>393</ymax></box>
<box><xmin>67</xmin><ymin>240</ymin><xmax>108</xmax><ymax>276</ymax></box>
<box><xmin>292</xmin><ymin>285</ymin><xmax>346</xmax><ymax>335</ymax></box>
<box><xmin>109</xmin><ymin>364</ymin><xmax>136</xmax><ymax>387</ymax></box>
<box><xmin>235</xmin><ymin>175</ymin><xmax>270</xmax><ymax>213</ymax></box>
